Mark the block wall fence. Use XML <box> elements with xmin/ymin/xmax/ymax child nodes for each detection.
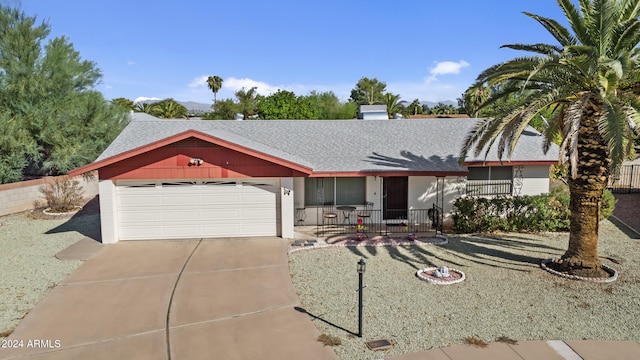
<box><xmin>0</xmin><ymin>173</ymin><xmax>98</xmax><ymax>217</ymax></box>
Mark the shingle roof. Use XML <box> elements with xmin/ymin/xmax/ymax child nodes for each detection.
<box><xmin>95</xmin><ymin>114</ymin><xmax>559</xmax><ymax>174</ymax></box>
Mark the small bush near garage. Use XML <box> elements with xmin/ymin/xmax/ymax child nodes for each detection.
<box><xmin>39</xmin><ymin>177</ymin><xmax>84</xmax><ymax>212</ymax></box>
<box><xmin>452</xmin><ymin>187</ymin><xmax>617</xmax><ymax>233</ymax></box>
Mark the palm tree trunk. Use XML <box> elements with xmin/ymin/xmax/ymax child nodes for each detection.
<box><xmin>560</xmin><ymin>106</ymin><xmax>610</xmax><ymax>277</ymax></box>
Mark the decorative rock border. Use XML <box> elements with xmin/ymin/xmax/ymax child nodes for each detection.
<box><xmin>540</xmin><ymin>258</ymin><xmax>618</xmax><ymax>283</ymax></box>
<box><xmin>288</xmin><ymin>234</ymin><xmax>448</xmax><ymax>254</ymax></box>
<box><xmin>416</xmin><ymin>267</ymin><xmax>466</xmax><ymax>285</ymax></box>
<box><xmin>42</xmin><ymin>206</ymin><xmax>82</xmax><ymax>216</ymax></box>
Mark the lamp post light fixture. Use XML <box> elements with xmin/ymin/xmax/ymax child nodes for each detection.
<box><xmin>357</xmin><ymin>258</ymin><xmax>366</xmax><ymax>338</ymax></box>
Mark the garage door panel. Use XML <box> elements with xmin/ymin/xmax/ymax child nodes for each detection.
<box><xmin>161</xmin><ymin>209</ymin><xmax>202</xmax><ymax>221</ymax></box>
<box><xmin>201</xmin><ymin>195</ymin><xmax>240</xmax><ymax>205</ymax></box>
<box><xmin>240</xmin><ymin>208</ymin><xmax>276</xmax><ymax>218</ymax></box>
<box><xmin>116</xmin><ymin>179</ymin><xmax>278</xmax><ymax>240</ymax></box>
<box><xmin>161</xmin><ymin>195</ymin><xmax>202</xmax><ymax>206</ymax></box>
<box><xmin>118</xmin><ymin>211</ymin><xmax>162</xmax><ymax>222</ymax></box>
<box><xmin>118</xmin><ymin>194</ymin><xmax>161</xmax><ymax>206</ymax></box>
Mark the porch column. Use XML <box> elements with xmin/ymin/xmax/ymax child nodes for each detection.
<box><xmin>280</xmin><ymin>177</ymin><xmax>295</xmax><ymax>239</ymax></box>
<box><xmin>99</xmin><ymin>180</ymin><xmax>118</xmax><ymax>244</ymax></box>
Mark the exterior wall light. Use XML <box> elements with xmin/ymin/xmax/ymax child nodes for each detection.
<box><xmin>189</xmin><ymin>158</ymin><xmax>203</xmax><ymax>166</ymax></box>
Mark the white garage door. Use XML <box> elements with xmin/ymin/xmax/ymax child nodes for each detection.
<box><xmin>116</xmin><ymin>180</ymin><xmax>278</xmax><ymax>240</ymax></box>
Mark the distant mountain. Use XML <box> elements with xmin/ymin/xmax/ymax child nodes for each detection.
<box><xmin>421</xmin><ymin>100</ymin><xmax>457</xmax><ymax>108</ymax></box>
<box><xmin>180</xmin><ymin>101</ymin><xmax>213</xmax><ymax>112</ymax></box>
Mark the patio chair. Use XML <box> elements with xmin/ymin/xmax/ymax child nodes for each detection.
<box><xmin>322</xmin><ymin>203</ymin><xmax>338</xmax><ymax>226</ymax></box>
<box><xmin>357</xmin><ymin>202</ymin><xmax>374</xmax><ymax>235</ymax></box>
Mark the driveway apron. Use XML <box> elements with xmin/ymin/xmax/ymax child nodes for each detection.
<box><xmin>0</xmin><ymin>238</ymin><xmax>338</xmax><ymax>360</ymax></box>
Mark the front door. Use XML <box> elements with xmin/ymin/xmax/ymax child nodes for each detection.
<box><xmin>383</xmin><ymin>177</ymin><xmax>408</xmax><ymax>219</ymax></box>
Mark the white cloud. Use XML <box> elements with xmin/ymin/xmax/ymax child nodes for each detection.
<box><xmin>127</xmin><ymin>60</ymin><xmax>135</xmax><ymax>66</ymax></box>
<box><xmin>133</xmin><ymin>96</ymin><xmax>161</xmax><ymax>103</ymax></box>
<box><xmin>104</xmin><ymin>84</ymin><xmax>112</xmax><ymax>89</ymax></box>
<box><xmin>425</xmin><ymin>60</ymin><xmax>470</xmax><ymax>84</ymax></box>
<box><xmin>189</xmin><ymin>75</ymin><xmax>209</xmax><ymax>89</ymax></box>
<box><xmin>430</xmin><ymin>60</ymin><xmax>470</xmax><ymax>76</ymax></box>
<box><xmin>223</xmin><ymin>77</ymin><xmax>280</xmax><ymax>96</ymax></box>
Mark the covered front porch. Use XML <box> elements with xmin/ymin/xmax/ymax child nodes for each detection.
<box><xmin>293</xmin><ymin>204</ymin><xmax>445</xmax><ymax>244</ymax></box>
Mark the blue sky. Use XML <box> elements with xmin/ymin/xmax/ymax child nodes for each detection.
<box><xmin>20</xmin><ymin>0</ymin><xmax>569</xmax><ymax>105</ymax></box>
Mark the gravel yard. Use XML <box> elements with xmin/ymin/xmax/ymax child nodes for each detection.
<box><xmin>0</xmin><ymin>211</ymin><xmax>99</xmax><ymax>337</ymax></box>
<box><xmin>289</xmin><ymin>220</ymin><xmax>640</xmax><ymax>360</ymax></box>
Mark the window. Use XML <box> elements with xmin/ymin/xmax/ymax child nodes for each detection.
<box><xmin>467</xmin><ymin>166</ymin><xmax>512</xmax><ymax>180</ymax></box>
<box><xmin>466</xmin><ymin>166</ymin><xmax>513</xmax><ymax>196</ymax></box>
<box><xmin>304</xmin><ymin>177</ymin><xmax>366</xmax><ymax>206</ymax></box>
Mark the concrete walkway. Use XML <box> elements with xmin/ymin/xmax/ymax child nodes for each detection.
<box><xmin>0</xmin><ymin>238</ymin><xmax>338</xmax><ymax>360</ymax></box>
<box><xmin>387</xmin><ymin>340</ymin><xmax>640</xmax><ymax>360</ymax></box>
<box><xmin>2</xmin><ymin>237</ymin><xmax>639</xmax><ymax>359</ymax></box>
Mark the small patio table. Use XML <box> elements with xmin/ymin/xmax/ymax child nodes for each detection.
<box><xmin>336</xmin><ymin>206</ymin><xmax>357</xmax><ymax>225</ymax></box>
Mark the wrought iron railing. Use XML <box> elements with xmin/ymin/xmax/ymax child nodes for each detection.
<box><xmin>465</xmin><ymin>179</ymin><xmax>513</xmax><ymax>196</ymax></box>
<box><xmin>609</xmin><ymin>165</ymin><xmax>640</xmax><ymax>194</ymax></box>
<box><xmin>320</xmin><ymin>205</ymin><xmax>443</xmax><ymax>237</ymax></box>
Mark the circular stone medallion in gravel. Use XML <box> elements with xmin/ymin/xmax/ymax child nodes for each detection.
<box><xmin>540</xmin><ymin>258</ymin><xmax>618</xmax><ymax>283</ymax></box>
<box><xmin>417</xmin><ymin>267</ymin><xmax>466</xmax><ymax>285</ymax></box>
<box><xmin>42</xmin><ymin>206</ymin><xmax>82</xmax><ymax>216</ymax></box>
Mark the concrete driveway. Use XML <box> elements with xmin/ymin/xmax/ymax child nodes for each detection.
<box><xmin>1</xmin><ymin>238</ymin><xmax>338</xmax><ymax>360</ymax></box>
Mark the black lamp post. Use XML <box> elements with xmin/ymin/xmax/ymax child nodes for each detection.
<box><xmin>357</xmin><ymin>258</ymin><xmax>366</xmax><ymax>338</ymax></box>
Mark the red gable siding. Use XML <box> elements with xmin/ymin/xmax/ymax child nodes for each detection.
<box><xmin>98</xmin><ymin>145</ymin><xmax>308</xmax><ymax>180</ymax></box>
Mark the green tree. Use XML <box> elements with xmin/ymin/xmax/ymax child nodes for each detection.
<box><xmin>235</xmin><ymin>87</ymin><xmax>259</xmax><ymax>119</ymax></box>
<box><xmin>349</xmin><ymin>77</ymin><xmax>387</xmax><ymax>105</ymax></box>
<box><xmin>151</xmin><ymin>98</ymin><xmax>188</xmax><ymax>119</ymax></box>
<box><xmin>383</xmin><ymin>93</ymin><xmax>407</xmax><ymax>118</ymax></box>
<box><xmin>460</xmin><ymin>0</ymin><xmax>640</xmax><ymax>277</ymax></box>
<box><xmin>407</xmin><ymin>99</ymin><xmax>423</xmax><ymax>116</ymax></box>
<box><xmin>111</xmin><ymin>97</ymin><xmax>135</xmax><ymax>111</ymax></box>
<box><xmin>134</xmin><ymin>102</ymin><xmax>154</xmax><ymax>114</ymax></box>
<box><xmin>461</xmin><ymin>84</ymin><xmax>491</xmax><ymax>117</ymax></box>
<box><xmin>307</xmin><ymin>91</ymin><xmax>357</xmax><ymax>119</ymax></box>
<box><xmin>0</xmin><ymin>5</ymin><xmax>127</xmax><ymax>181</ymax></box>
<box><xmin>206</xmin><ymin>75</ymin><xmax>223</xmax><ymax>110</ymax></box>
<box><xmin>430</xmin><ymin>102</ymin><xmax>447</xmax><ymax>115</ymax></box>
<box><xmin>257</xmin><ymin>90</ymin><xmax>319</xmax><ymax>119</ymax></box>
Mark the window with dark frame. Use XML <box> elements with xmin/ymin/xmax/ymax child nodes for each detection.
<box><xmin>304</xmin><ymin>177</ymin><xmax>366</xmax><ymax>206</ymax></box>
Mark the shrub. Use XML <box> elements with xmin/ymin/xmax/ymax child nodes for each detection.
<box><xmin>600</xmin><ymin>189</ymin><xmax>616</xmax><ymax>220</ymax></box>
<box><xmin>39</xmin><ymin>177</ymin><xmax>84</xmax><ymax>212</ymax></box>
<box><xmin>453</xmin><ymin>185</ymin><xmax>615</xmax><ymax>233</ymax></box>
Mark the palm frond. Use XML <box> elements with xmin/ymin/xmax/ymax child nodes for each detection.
<box><xmin>558</xmin><ymin>0</ymin><xmax>589</xmax><ymax>43</ymax></box>
<box><xmin>619</xmin><ymin>0</ymin><xmax>640</xmax><ymax>22</ymax></box>
<box><xmin>599</xmin><ymin>97</ymin><xmax>628</xmax><ymax>168</ymax></box>
<box><xmin>501</xmin><ymin>43</ymin><xmax>563</xmax><ymax>56</ymax></box>
<box><xmin>543</xmin><ymin>105</ymin><xmax>565</xmax><ymax>155</ymax></box>
<box><xmin>523</xmin><ymin>11</ymin><xmax>576</xmax><ymax>46</ymax></box>
<box><xmin>612</xmin><ymin>18</ymin><xmax>640</xmax><ymax>54</ymax></box>
<box><xmin>560</xmin><ymin>96</ymin><xmax>587</xmax><ymax>179</ymax></box>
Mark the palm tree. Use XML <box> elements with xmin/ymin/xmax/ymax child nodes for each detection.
<box><xmin>235</xmin><ymin>87</ymin><xmax>259</xmax><ymax>119</ymax></box>
<box><xmin>460</xmin><ymin>0</ymin><xmax>640</xmax><ymax>278</ymax></box>
<box><xmin>151</xmin><ymin>98</ymin><xmax>188</xmax><ymax>119</ymax></box>
<box><xmin>384</xmin><ymin>93</ymin><xmax>407</xmax><ymax>118</ymax></box>
<box><xmin>134</xmin><ymin>102</ymin><xmax>154</xmax><ymax>114</ymax></box>
<box><xmin>206</xmin><ymin>75</ymin><xmax>224</xmax><ymax>110</ymax></box>
<box><xmin>463</xmin><ymin>84</ymin><xmax>490</xmax><ymax>117</ymax></box>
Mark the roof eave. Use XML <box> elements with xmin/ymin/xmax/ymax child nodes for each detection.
<box><xmin>463</xmin><ymin>160</ymin><xmax>558</xmax><ymax>167</ymax></box>
<box><xmin>68</xmin><ymin>129</ymin><xmax>314</xmax><ymax>177</ymax></box>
